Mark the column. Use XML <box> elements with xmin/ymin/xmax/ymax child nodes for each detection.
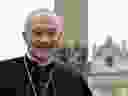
<box><xmin>112</xmin><ymin>88</ymin><xmax>128</xmax><ymax>96</ymax></box>
<box><xmin>112</xmin><ymin>80</ymin><xmax>128</xmax><ymax>96</ymax></box>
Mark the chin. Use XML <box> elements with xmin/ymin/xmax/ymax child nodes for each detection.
<box><xmin>37</xmin><ymin>63</ymin><xmax>49</xmax><ymax>66</ymax></box>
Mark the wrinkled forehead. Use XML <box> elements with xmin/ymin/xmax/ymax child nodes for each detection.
<box><xmin>31</xmin><ymin>16</ymin><xmax>64</xmax><ymax>32</ymax></box>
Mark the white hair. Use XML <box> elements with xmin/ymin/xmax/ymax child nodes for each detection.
<box><xmin>24</xmin><ymin>8</ymin><xmax>56</xmax><ymax>33</ymax></box>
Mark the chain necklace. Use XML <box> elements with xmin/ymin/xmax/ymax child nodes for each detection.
<box><xmin>24</xmin><ymin>54</ymin><xmax>55</xmax><ymax>96</ymax></box>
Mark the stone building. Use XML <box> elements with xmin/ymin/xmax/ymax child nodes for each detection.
<box><xmin>117</xmin><ymin>40</ymin><xmax>128</xmax><ymax>71</ymax></box>
<box><xmin>93</xmin><ymin>35</ymin><xmax>121</xmax><ymax>65</ymax></box>
<box><xmin>120</xmin><ymin>40</ymin><xmax>128</xmax><ymax>56</ymax></box>
<box><xmin>89</xmin><ymin>36</ymin><xmax>128</xmax><ymax>96</ymax></box>
<box><xmin>90</xmin><ymin>35</ymin><xmax>122</xmax><ymax>73</ymax></box>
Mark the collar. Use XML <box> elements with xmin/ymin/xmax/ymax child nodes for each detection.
<box><xmin>26</xmin><ymin>50</ymin><xmax>31</xmax><ymax>60</ymax></box>
<box><xmin>24</xmin><ymin>53</ymin><xmax>55</xmax><ymax>73</ymax></box>
<box><xmin>26</xmin><ymin>51</ymin><xmax>49</xmax><ymax>66</ymax></box>
<box><xmin>25</xmin><ymin>48</ymin><xmax>67</xmax><ymax>73</ymax></box>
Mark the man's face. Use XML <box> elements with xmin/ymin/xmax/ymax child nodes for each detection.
<box><xmin>31</xmin><ymin>16</ymin><xmax>63</xmax><ymax>48</ymax></box>
<box><xmin>23</xmin><ymin>16</ymin><xmax>64</xmax><ymax>64</ymax></box>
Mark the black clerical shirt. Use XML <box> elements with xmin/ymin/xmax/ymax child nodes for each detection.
<box><xmin>0</xmin><ymin>48</ymin><xmax>92</xmax><ymax>96</ymax></box>
<box><xmin>24</xmin><ymin>54</ymin><xmax>56</xmax><ymax>95</ymax></box>
<box><xmin>25</xmin><ymin>48</ymin><xmax>92</xmax><ymax>96</ymax></box>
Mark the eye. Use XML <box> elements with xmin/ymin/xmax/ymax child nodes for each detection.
<box><xmin>36</xmin><ymin>32</ymin><xmax>41</xmax><ymax>35</ymax></box>
<box><xmin>32</xmin><ymin>31</ymin><xmax>41</xmax><ymax>36</ymax></box>
<box><xmin>48</xmin><ymin>32</ymin><xmax>55</xmax><ymax>36</ymax></box>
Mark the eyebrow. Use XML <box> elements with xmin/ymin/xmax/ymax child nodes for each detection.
<box><xmin>32</xmin><ymin>27</ymin><xmax>57</xmax><ymax>32</ymax></box>
<box><xmin>32</xmin><ymin>26</ymin><xmax>40</xmax><ymax>31</ymax></box>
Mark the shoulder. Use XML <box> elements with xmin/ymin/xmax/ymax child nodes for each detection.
<box><xmin>54</xmin><ymin>63</ymin><xmax>92</xmax><ymax>95</ymax></box>
<box><xmin>0</xmin><ymin>56</ymin><xmax>24</xmax><ymax>64</ymax></box>
<box><xmin>55</xmin><ymin>63</ymin><xmax>86</xmax><ymax>83</ymax></box>
<box><xmin>0</xmin><ymin>56</ymin><xmax>25</xmax><ymax>71</ymax></box>
<box><xmin>0</xmin><ymin>57</ymin><xmax>25</xmax><ymax>87</ymax></box>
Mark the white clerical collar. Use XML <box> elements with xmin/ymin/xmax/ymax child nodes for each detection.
<box><xmin>26</xmin><ymin>51</ymin><xmax>31</xmax><ymax>60</ymax></box>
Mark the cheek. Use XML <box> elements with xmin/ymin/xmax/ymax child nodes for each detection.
<box><xmin>31</xmin><ymin>41</ymin><xmax>37</xmax><ymax>48</ymax></box>
<box><xmin>49</xmin><ymin>34</ymin><xmax>58</xmax><ymax>41</ymax></box>
<box><xmin>32</xmin><ymin>38</ymin><xmax>37</xmax><ymax>44</ymax></box>
<box><xmin>52</xmin><ymin>36</ymin><xmax>58</xmax><ymax>41</ymax></box>
<box><xmin>31</xmin><ymin>39</ymin><xmax>40</xmax><ymax>47</ymax></box>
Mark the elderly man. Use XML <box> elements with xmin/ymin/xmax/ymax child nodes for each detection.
<box><xmin>0</xmin><ymin>8</ymin><xmax>92</xmax><ymax>96</ymax></box>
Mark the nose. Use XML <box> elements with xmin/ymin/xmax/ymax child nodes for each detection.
<box><xmin>37</xmin><ymin>36</ymin><xmax>49</xmax><ymax>48</ymax></box>
<box><xmin>40</xmin><ymin>35</ymin><xmax>49</xmax><ymax>43</ymax></box>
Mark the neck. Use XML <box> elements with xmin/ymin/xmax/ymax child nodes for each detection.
<box><xmin>25</xmin><ymin>53</ymin><xmax>55</xmax><ymax>73</ymax></box>
<box><xmin>27</xmin><ymin>50</ymin><xmax>48</xmax><ymax>65</ymax></box>
<box><xmin>27</xmin><ymin>51</ymin><xmax>31</xmax><ymax>60</ymax></box>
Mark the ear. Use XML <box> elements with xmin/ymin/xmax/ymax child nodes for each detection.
<box><xmin>58</xmin><ymin>32</ymin><xmax>64</xmax><ymax>40</ymax></box>
<box><xmin>22</xmin><ymin>32</ymin><xmax>29</xmax><ymax>45</ymax></box>
<box><xmin>22</xmin><ymin>32</ymin><xmax>27</xmax><ymax>42</ymax></box>
<box><xmin>56</xmin><ymin>32</ymin><xmax>64</xmax><ymax>48</ymax></box>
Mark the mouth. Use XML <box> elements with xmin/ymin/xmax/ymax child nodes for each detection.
<box><xmin>33</xmin><ymin>55</ymin><xmax>48</xmax><ymax>63</ymax></box>
<box><xmin>32</xmin><ymin>41</ymin><xmax>58</xmax><ymax>48</ymax></box>
<box><xmin>33</xmin><ymin>55</ymin><xmax>43</xmax><ymax>61</ymax></box>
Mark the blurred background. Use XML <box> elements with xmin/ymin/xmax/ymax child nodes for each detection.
<box><xmin>88</xmin><ymin>0</ymin><xmax>128</xmax><ymax>62</ymax></box>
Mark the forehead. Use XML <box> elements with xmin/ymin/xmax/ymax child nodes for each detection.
<box><xmin>31</xmin><ymin>16</ymin><xmax>57</xmax><ymax>25</ymax></box>
<box><xmin>31</xmin><ymin>16</ymin><xmax>64</xmax><ymax>32</ymax></box>
<box><xmin>31</xmin><ymin>16</ymin><xmax>48</xmax><ymax>25</ymax></box>
<box><xmin>31</xmin><ymin>16</ymin><xmax>57</xmax><ymax>31</ymax></box>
